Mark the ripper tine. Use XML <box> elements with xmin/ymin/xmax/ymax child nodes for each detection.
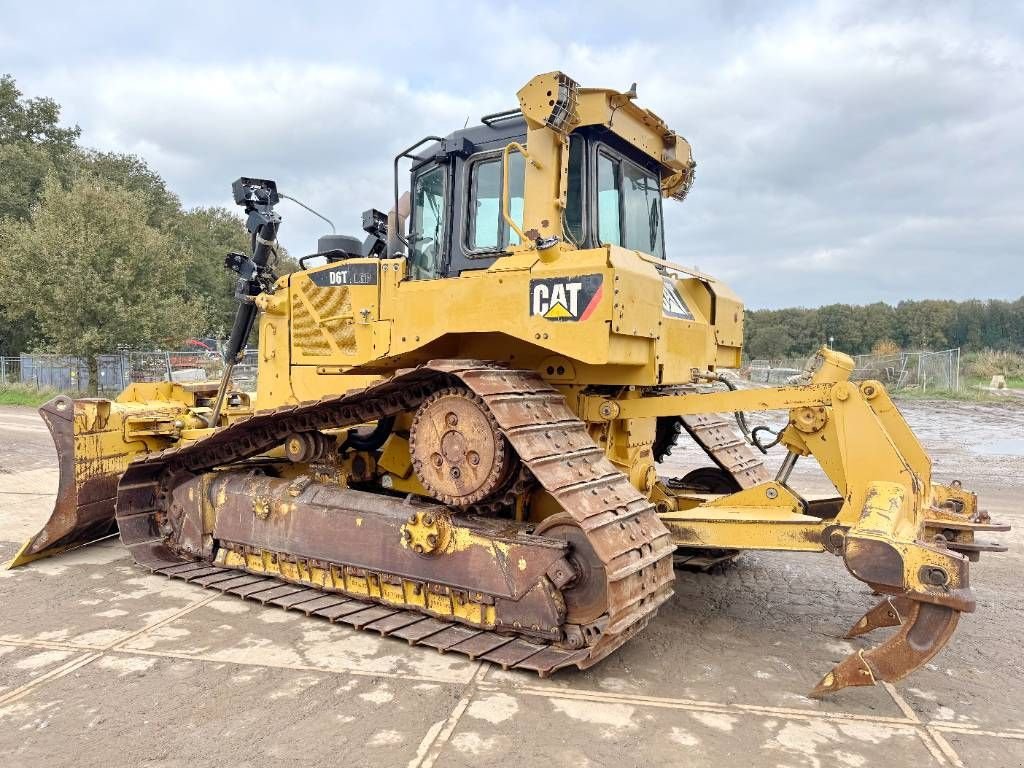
<box><xmin>811</xmin><ymin>600</ymin><xmax>960</xmax><ymax>697</ymax></box>
<box><xmin>845</xmin><ymin>595</ymin><xmax>915</xmax><ymax>638</ymax></box>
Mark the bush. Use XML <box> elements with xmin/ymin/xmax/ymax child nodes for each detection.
<box><xmin>871</xmin><ymin>339</ymin><xmax>900</xmax><ymax>356</ymax></box>
<box><xmin>962</xmin><ymin>349</ymin><xmax>1024</xmax><ymax>379</ymax></box>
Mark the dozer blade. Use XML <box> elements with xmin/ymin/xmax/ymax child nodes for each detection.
<box><xmin>7</xmin><ymin>396</ymin><xmax>121</xmax><ymax>568</ymax></box>
<box><xmin>811</xmin><ymin>599</ymin><xmax>959</xmax><ymax>697</ymax></box>
<box><xmin>845</xmin><ymin>595</ymin><xmax>915</xmax><ymax>638</ymax></box>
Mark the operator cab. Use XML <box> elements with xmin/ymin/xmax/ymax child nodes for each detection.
<box><xmin>399</xmin><ymin>114</ymin><xmax>667</xmax><ymax>280</ymax></box>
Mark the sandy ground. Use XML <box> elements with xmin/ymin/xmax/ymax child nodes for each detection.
<box><xmin>0</xmin><ymin>400</ymin><xmax>1021</xmax><ymax>768</ymax></box>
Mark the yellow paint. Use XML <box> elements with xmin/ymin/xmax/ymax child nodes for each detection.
<box><xmin>544</xmin><ymin>302</ymin><xmax>573</xmax><ymax>320</ymax></box>
<box><xmin>215</xmin><ymin>542</ymin><xmax>499</xmax><ymax>628</ymax></box>
<box><xmin>377</xmin><ymin>433</ymin><xmax>414</xmax><ymax>479</ymax></box>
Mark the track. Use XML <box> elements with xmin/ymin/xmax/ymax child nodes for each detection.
<box><xmin>114</xmin><ymin>361</ymin><xmax>676</xmax><ymax>675</ymax></box>
<box><xmin>677</xmin><ymin>412</ymin><xmax>770</xmax><ymax>488</ymax></box>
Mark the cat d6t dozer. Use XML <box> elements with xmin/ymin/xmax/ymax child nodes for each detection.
<box><xmin>9</xmin><ymin>72</ymin><xmax>1007</xmax><ymax>695</ymax></box>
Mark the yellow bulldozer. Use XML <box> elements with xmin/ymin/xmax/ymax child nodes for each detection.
<box><xmin>8</xmin><ymin>72</ymin><xmax>1007</xmax><ymax>696</ymax></box>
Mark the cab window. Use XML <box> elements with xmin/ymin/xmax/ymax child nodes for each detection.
<box><xmin>467</xmin><ymin>152</ymin><xmax>524</xmax><ymax>252</ymax></box>
<box><xmin>564</xmin><ymin>136</ymin><xmax>585</xmax><ymax>246</ymax></box>
<box><xmin>596</xmin><ymin>149</ymin><xmax>665</xmax><ymax>257</ymax></box>
<box><xmin>597</xmin><ymin>153</ymin><xmax>621</xmax><ymax>246</ymax></box>
<box><xmin>470</xmin><ymin>159</ymin><xmax>501</xmax><ymax>249</ymax></box>
<box><xmin>466</xmin><ymin>135</ymin><xmax>585</xmax><ymax>253</ymax></box>
<box><xmin>408</xmin><ymin>164</ymin><xmax>446</xmax><ymax>279</ymax></box>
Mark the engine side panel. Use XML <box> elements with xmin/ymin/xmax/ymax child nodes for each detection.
<box><xmin>256</xmin><ymin>247</ymin><xmax>743</xmax><ymax>406</ymax></box>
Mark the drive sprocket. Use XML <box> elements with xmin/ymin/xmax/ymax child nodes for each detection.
<box><xmin>409</xmin><ymin>387</ymin><xmax>515</xmax><ymax>506</ymax></box>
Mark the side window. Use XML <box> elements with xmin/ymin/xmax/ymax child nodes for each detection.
<box><xmin>597</xmin><ymin>153</ymin><xmax>622</xmax><ymax>246</ymax></box>
<box><xmin>467</xmin><ymin>137</ymin><xmax>584</xmax><ymax>253</ymax></box>
<box><xmin>467</xmin><ymin>151</ymin><xmax>525</xmax><ymax>253</ymax></box>
<box><xmin>564</xmin><ymin>135</ymin><xmax>585</xmax><ymax>246</ymax></box>
<box><xmin>622</xmin><ymin>162</ymin><xmax>664</xmax><ymax>257</ymax></box>
<box><xmin>409</xmin><ymin>165</ymin><xmax>446</xmax><ymax>280</ymax></box>
<box><xmin>507</xmin><ymin>151</ymin><xmax>524</xmax><ymax>246</ymax></box>
<box><xmin>470</xmin><ymin>159</ymin><xmax>501</xmax><ymax>249</ymax></box>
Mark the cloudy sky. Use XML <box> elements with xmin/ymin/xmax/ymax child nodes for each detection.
<box><xmin>3</xmin><ymin>1</ymin><xmax>1021</xmax><ymax>308</ymax></box>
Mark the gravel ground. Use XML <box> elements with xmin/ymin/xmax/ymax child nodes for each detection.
<box><xmin>0</xmin><ymin>400</ymin><xmax>1021</xmax><ymax>768</ymax></box>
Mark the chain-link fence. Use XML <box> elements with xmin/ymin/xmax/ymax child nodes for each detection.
<box><xmin>3</xmin><ymin>355</ymin><xmax>90</xmax><ymax>391</ymax></box>
<box><xmin>1</xmin><ymin>350</ymin><xmax>258</xmax><ymax>396</ymax></box>
<box><xmin>745</xmin><ymin>349</ymin><xmax>961</xmax><ymax>392</ymax></box>
<box><xmin>851</xmin><ymin>349</ymin><xmax>960</xmax><ymax>392</ymax></box>
<box><xmin>746</xmin><ymin>357</ymin><xmax>806</xmax><ymax>385</ymax></box>
<box><xmin>4</xmin><ymin>347</ymin><xmax>963</xmax><ymax>396</ymax></box>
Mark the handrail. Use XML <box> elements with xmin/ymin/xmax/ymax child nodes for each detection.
<box><xmin>392</xmin><ymin>135</ymin><xmax>446</xmax><ymax>255</ymax></box>
<box><xmin>481</xmin><ymin>108</ymin><xmax>522</xmax><ymax>126</ymax></box>
<box><xmin>500</xmin><ymin>141</ymin><xmax>538</xmax><ymax>246</ymax></box>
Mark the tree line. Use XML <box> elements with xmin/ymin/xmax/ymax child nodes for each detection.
<box><xmin>0</xmin><ymin>74</ymin><xmax>296</xmax><ymax>372</ymax></box>
<box><xmin>744</xmin><ymin>297</ymin><xmax>1024</xmax><ymax>360</ymax></box>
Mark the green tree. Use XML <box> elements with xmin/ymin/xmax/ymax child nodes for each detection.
<box><xmin>895</xmin><ymin>300</ymin><xmax>956</xmax><ymax>350</ymax></box>
<box><xmin>169</xmin><ymin>206</ymin><xmax>252</xmax><ymax>336</ymax></box>
<box><xmin>816</xmin><ymin>304</ymin><xmax>864</xmax><ymax>354</ymax></box>
<box><xmin>167</xmin><ymin>206</ymin><xmax>299</xmax><ymax>339</ymax></box>
<box><xmin>0</xmin><ymin>174</ymin><xmax>203</xmax><ymax>392</ymax></box>
<box><xmin>1</xmin><ymin>74</ymin><xmax>83</xmax><ymax>353</ymax></box>
<box><xmin>80</xmin><ymin>149</ymin><xmax>181</xmax><ymax>227</ymax></box>
<box><xmin>744</xmin><ymin>297</ymin><xmax>1024</xmax><ymax>359</ymax></box>
<box><xmin>745</xmin><ymin>322</ymin><xmax>796</xmax><ymax>359</ymax></box>
<box><xmin>0</xmin><ymin>74</ymin><xmax>80</xmax><ymax>222</ymax></box>
<box><xmin>859</xmin><ymin>303</ymin><xmax>898</xmax><ymax>353</ymax></box>
<box><xmin>0</xmin><ymin>74</ymin><xmax>80</xmax><ymax>147</ymax></box>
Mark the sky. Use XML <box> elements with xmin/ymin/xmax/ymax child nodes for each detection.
<box><xmin>2</xmin><ymin>0</ymin><xmax>1021</xmax><ymax>308</ymax></box>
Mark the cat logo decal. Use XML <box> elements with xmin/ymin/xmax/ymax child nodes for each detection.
<box><xmin>529</xmin><ymin>274</ymin><xmax>603</xmax><ymax>322</ymax></box>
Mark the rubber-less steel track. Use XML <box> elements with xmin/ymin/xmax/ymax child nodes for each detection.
<box><xmin>115</xmin><ymin>361</ymin><xmax>675</xmax><ymax>675</ymax></box>
<box><xmin>677</xmin><ymin>413</ymin><xmax>769</xmax><ymax>489</ymax></box>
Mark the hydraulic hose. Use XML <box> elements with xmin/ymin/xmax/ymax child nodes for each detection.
<box><xmin>697</xmin><ymin>371</ymin><xmax>784</xmax><ymax>454</ymax></box>
<box><xmin>341</xmin><ymin>415</ymin><xmax>396</xmax><ymax>452</ymax></box>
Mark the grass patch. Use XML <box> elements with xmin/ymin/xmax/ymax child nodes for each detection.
<box><xmin>964</xmin><ymin>375</ymin><xmax>1024</xmax><ymax>390</ymax></box>
<box><xmin>893</xmin><ymin>386</ymin><xmax>1011</xmax><ymax>403</ymax></box>
<box><xmin>0</xmin><ymin>383</ymin><xmax>62</xmax><ymax>407</ymax></box>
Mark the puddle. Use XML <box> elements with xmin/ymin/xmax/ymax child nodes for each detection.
<box><xmin>972</xmin><ymin>437</ymin><xmax>1024</xmax><ymax>457</ymax></box>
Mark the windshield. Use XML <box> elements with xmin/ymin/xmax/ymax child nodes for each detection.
<box><xmin>409</xmin><ymin>164</ymin><xmax>446</xmax><ymax>279</ymax></box>
<box><xmin>597</xmin><ymin>150</ymin><xmax>665</xmax><ymax>257</ymax></box>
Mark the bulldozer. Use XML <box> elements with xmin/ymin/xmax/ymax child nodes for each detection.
<box><xmin>8</xmin><ymin>72</ymin><xmax>1007</xmax><ymax>697</ymax></box>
